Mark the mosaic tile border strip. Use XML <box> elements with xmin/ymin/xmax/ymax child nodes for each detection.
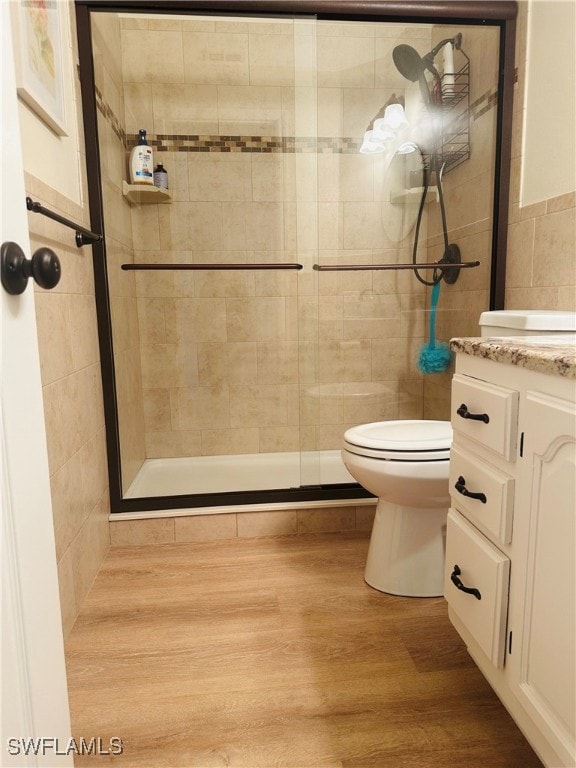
<box><xmin>95</xmin><ymin>84</ymin><xmax>497</xmax><ymax>156</ymax></box>
<box><xmin>126</xmin><ymin>134</ymin><xmax>362</xmax><ymax>153</ymax></box>
<box><xmin>95</xmin><ymin>86</ymin><xmax>127</xmax><ymax>146</ymax></box>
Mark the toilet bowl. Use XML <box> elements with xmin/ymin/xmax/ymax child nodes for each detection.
<box><xmin>342</xmin><ymin>419</ymin><xmax>452</xmax><ymax>598</ymax></box>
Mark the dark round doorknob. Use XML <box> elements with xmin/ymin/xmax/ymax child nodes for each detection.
<box><xmin>1</xmin><ymin>241</ymin><xmax>61</xmax><ymax>295</ymax></box>
<box><xmin>30</xmin><ymin>247</ymin><xmax>61</xmax><ymax>289</ymax></box>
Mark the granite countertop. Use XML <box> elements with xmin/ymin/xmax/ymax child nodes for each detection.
<box><xmin>450</xmin><ymin>335</ymin><xmax>576</xmax><ymax>379</ymax></box>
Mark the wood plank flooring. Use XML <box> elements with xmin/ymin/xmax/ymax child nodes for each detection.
<box><xmin>65</xmin><ymin>531</ymin><xmax>543</xmax><ymax>768</ymax></box>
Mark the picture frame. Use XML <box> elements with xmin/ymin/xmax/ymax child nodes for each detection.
<box><xmin>11</xmin><ymin>0</ymin><xmax>68</xmax><ymax>136</ymax></box>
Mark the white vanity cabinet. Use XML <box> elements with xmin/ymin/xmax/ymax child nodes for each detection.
<box><xmin>445</xmin><ymin>352</ymin><xmax>576</xmax><ymax>768</ymax></box>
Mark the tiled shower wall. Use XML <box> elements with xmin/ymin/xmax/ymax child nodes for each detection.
<box><xmin>422</xmin><ymin>26</ymin><xmax>499</xmax><ymax>420</ymax></box>
<box><xmin>91</xmin><ymin>15</ymin><xmax>501</xmax><ymax>479</ymax></box>
<box><xmin>112</xmin><ymin>16</ymin><xmax>444</xmax><ymax>467</ymax></box>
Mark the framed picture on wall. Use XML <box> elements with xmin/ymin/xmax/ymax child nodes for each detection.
<box><xmin>11</xmin><ymin>0</ymin><xmax>68</xmax><ymax>136</ymax></box>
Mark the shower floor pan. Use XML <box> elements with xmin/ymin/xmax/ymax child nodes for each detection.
<box><xmin>124</xmin><ymin>449</ymin><xmax>355</xmax><ymax>498</ymax></box>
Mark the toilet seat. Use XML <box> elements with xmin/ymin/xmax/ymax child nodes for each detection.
<box><xmin>343</xmin><ymin>420</ymin><xmax>452</xmax><ymax>461</ymax></box>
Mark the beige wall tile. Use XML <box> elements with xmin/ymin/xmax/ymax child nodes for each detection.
<box><xmin>159</xmin><ymin>202</ymin><xmax>223</xmax><ymax>251</ymax></box>
<box><xmin>249</xmin><ymin>33</ymin><xmax>295</xmax><ymax>86</ymax></box>
<box><xmin>172</xmin><ymin>386</ymin><xmax>230</xmax><ymax>430</ymax></box>
<box><xmin>152</xmin><ymin>84</ymin><xmax>218</xmax><ymax>134</ymax></box>
<box><xmin>318</xmin><ymin>340</ymin><xmax>372</xmax><ymax>384</ymax></box>
<box><xmin>317</xmin><ymin>35</ymin><xmax>375</xmax><ymax>88</ymax></box>
<box><xmin>259</xmin><ymin>426</ymin><xmax>301</xmax><ymax>453</ymax></box>
<box><xmin>183</xmin><ymin>32</ymin><xmax>249</xmax><ymax>85</ymax></box>
<box><xmin>297</xmin><ymin>507</ymin><xmax>356</xmax><ymax>533</ymax></box>
<box><xmin>244</xmin><ymin>203</ymin><xmax>285</xmax><ymax>251</ymax></box>
<box><xmin>121</xmin><ymin>30</ymin><xmax>184</xmax><ymax>83</ymax></box>
<box><xmin>547</xmin><ymin>191</ymin><xmax>576</xmax><ymax>214</ymax></box>
<box><xmin>557</xmin><ymin>285</ymin><xmax>576</xmax><ymax>310</ymax></box>
<box><xmin>229</xmin><ymin>384</ymin><xmax>289</xmax><ymax>428</ymax></box>
<box><xmin>145</xmin><ymin>429</ymin><xmax>201</xmax><ymax>459</ymax></box>
<box><xmin>257</xmin><ymin>342</ymin><xmax>299</xmax><ymax>384</ymax></box>
<box><xmin>198</xmin><ymin>342</ymin><xmax>257</xmax><ymax>385</ymax></box>
<box><xmin>506</xmin><ymin>218</ymin><xmax>535</xmax><ymax>288</ymax></box>
<box><xmin>131</xmin><ymin>205</ymin><xmax>160</xmax><ymax>251</ymax></box>
<box><xmin>201</xmin><ymin>428</ymin><xmax>259</xmax><ymax>456</ymax></box>
<box><xmin>318</xmin><ymin>154</ymin><xmax>375</xmax><ymax>203</ymax></box>
<box><xmin>175</xmin><ymin>514</ymin><xmax>238</xmax><ymax>542</ymax></box>
<box><xmin>226</xmin><ymin>297</ymin><xmax>287</xmax><ymax>342</ymax></box>
<box><xmin>69</xmin><ymin>295</ymin><xmax>100</xmax><ymax>371</ymax></box>
<box><xmin>137</xmin><ymin>298</ymin><xmax>167</xmax><ymax>344</ymax></box>
<box><xmin>56</xmin><ymin>549</ymin><xmax>77</xmax><ymax>637</ymax></box>
<box><xmin>34</xmin><ymin>292</ymin><xmax>74</xmax><ymax>385</ymax></box>
<box><xmin>372</xmin><ymin>337</ymin><xmax>424</xmax><ymax>381</ymax></box>
<box><xmin>251</xmin><ymin>155</ymin><xmax>293</xmax><ymax>202</ymax></box>
<box><xmin>71</xmin><ymin>493</ymin><xmax>111</xmax><ymax>609</ymax></box>
<box><xmin>188</xmin><ymin>154</ymin><xmax>252</xmax><ymax>202</ymax></box>
<box><xmin>166</xmin><ymin>298</ymin><xmax>227</xmax><ymax>343</ymax></box>
<box><xmin>237</xmin><ymin>510</ymin><xmax>298</xmax><ymax>538</ymax></box>
<box><xmin>143</xmin><ymin>388</ymin><xmax>173</xmax><ymax>432</ymax></box>
<box><xmin>217</xmin><ymin>85</ymin><xmax>283</xmax><ymax>134</ymax></box>
<box><xmin>532</xmin><ymin>207</ymin><xmax>576</xmax><ymax>286</ymax></box>
<box><xmin>79</xmin><ymin>428</ymin><xmax>108</xmax><ymax>523</ymax></box>
<box><xmin>110</xmin><ymin>518</ymin><xmax>175</xmax><ymax>546</ymax></box>
<box><xmin>50</xmin><ymin>453</ymin><xmax>86</xmax><ymax>560</ymax></box>
<box><xmin>504</xmin><ymin>287</ymin><xmax>561</xmax><ymax>310</ymax></box>
<box><xmin>193</xmin><ymin>268</ymin><xmax>255</xmax><ymax>298</ymax></box>
<box><xmin>318</xmin><ymin>203</ymin><xmax>344</xmax><ymax>250</ymax></box>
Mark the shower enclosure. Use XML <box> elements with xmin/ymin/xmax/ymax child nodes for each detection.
<box><xmin>75</xmin><ymin>0</ymin><xmax>516</xmax><ymax>513</ymax></box>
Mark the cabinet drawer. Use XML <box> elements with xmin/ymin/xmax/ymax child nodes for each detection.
<box><xmin>451</xmin><ymin>374</ymin><xmax>519</xmax><ymax>461</ymax></box>
<box><xmin>449</xmin><ymin>445</ymin><xmax>514</xmax><ymax>545</ymax></box>
<box><xmin>444</xmin><ymin>509</ymin><xmax>510</xmax><ymax>668</ymax></box>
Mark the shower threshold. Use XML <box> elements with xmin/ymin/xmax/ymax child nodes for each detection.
<box><xmin>124</xmin><ymin>449</ymin><xmax>355</xmax><ymax>499</ymax></box>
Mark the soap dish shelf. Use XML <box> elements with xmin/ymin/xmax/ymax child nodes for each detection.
<box><xmin>122</xmin><ymin>181</ymin><xmax>172</xmax><ymax>204</ymax></box>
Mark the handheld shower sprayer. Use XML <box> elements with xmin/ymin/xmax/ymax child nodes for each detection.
<box><xmin>391</xmin><ymin>33</ymin><xmax>463</xmax><ymax>288</ymax></box>
<box><xmin>392</xmin><ymin>32</ymin><xmax>464</xmax><ymax>373</ymax></box>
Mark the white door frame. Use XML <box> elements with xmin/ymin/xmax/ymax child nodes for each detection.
<box><xmin>1</xmin><ymin>3</ymin><xmax>73</xmax><ymax>765</ymax></box>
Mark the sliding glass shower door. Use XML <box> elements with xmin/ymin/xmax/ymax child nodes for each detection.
<box><xmin>84</xmin><ymin>7</ymin><xmax>502</xmax><ymax>507</ymax></box>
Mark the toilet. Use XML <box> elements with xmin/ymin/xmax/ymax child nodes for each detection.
<box><xmin>342</xmin><ymin>419</ymin><xmax>452</xmax><ymax>598</ymax></box>
<box><xmin>343</xmin><ymin>309</ymin><xmax>576</xmax><ymax>599</ymax></box>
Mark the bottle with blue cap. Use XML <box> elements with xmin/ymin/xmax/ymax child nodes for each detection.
<box><xmin>129</xmin><ymin>129</ymin><xmax>154</xmax><ymax>185</ymax></box>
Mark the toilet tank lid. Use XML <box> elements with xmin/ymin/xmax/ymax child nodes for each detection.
<box><xmin>479</xmin><ymin>310</ymin><xmax>576</xmax><ymax>331</ymax></box>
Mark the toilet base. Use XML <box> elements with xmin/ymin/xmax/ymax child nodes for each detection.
<box><xmin>365</xmin><ymin>498</ymin><xmax>448</xmax><ymax>597</ymax></box>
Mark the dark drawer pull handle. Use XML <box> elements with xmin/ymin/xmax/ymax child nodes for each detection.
<box><xmin>455</xmin><ymin>476</ymin><xmax>487</xmax><ymax>504</ymax></box>
<box><xmin>450</xmin><ymin>565</ymin><xmax>482</xmax><ymax>600</ymax></box>
<box><xmin>457</xmin><ymin>403</ymin><xmax>489</xmax><ymax>423</ymax></box>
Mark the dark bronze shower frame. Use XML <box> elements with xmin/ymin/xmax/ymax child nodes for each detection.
<box><xmin>75</xmin><ymin>0</ymin><xmax>517</xmax><ymax>514</ymax></box>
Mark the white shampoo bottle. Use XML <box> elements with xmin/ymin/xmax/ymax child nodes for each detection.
<box><xmin>130</xmin><ymin>129</ymin><xmax>154</xmax><ymax>185</ymax></box>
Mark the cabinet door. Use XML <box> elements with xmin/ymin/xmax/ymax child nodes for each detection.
<box><xmin>511</xmin><ymin>391</ymin><xmax>576</xmax><ymax>767</ymax></box>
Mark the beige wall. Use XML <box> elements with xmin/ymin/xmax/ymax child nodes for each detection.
<box><xmin>505</xmin><ymin>0</ymin><xmax>576</xmax><ymax>311</ymax></box>
<box><xmin>19</xmin><ymin>4</ymin><xmax>110</xmax><ymax>636</ymax></box>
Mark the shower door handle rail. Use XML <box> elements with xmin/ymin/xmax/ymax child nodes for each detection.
<box><xmin>312</xmin><ymin>261</ymin><xmax>480</xmax><ymax>271</ymax></box>
<box><xmin>121</xmin><ymin>263</ymin><xmax>303</xmax><ymax>271</ymax></box>
<box><xmin>26</xmin><ymin>197</ymin><xmax>102</xmax><ymax>248</ymax></box>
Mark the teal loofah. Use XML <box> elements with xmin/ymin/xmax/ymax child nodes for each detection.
<box><xmin>418</xmin><ymin>280</ymin><xmax>452</xmax><ymax>373</ymax></box>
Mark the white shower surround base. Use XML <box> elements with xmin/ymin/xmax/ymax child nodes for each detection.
<box><xmin>124</xmin><ymin>449</ymin><xmax>355</xmax><ymax>499</ymax></box>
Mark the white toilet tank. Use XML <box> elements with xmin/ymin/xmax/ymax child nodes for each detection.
<box><xmin>479</xmin><ymin>310</ymin><xmax>576</xmax><ymax>337</ymax></box>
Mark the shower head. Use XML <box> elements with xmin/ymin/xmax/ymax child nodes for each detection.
<box><xmin>393</xmin><ymin>34</ymin><xmax>462</xmax><ymax>83</ymax></box>
<box><xmin>392</xmin><ymin>45</ymin><xmax>426</xmax><ymax>83</ymax></box>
